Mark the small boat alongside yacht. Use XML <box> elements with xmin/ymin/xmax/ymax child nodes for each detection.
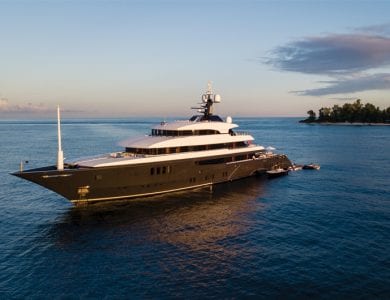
<box><xmin>289</xmin><ymin>164</ymin><xmax>303</xmax><ymax>171</ymax></box>
<box><xmin>303</xmin><ymin>164</ymin><xmax>320</xmax><ymax>170</ymax></box>
<box><xmin>266</xmin><ymin>168</ymin><xmax>289</xmax><ymax>178</ymax></box>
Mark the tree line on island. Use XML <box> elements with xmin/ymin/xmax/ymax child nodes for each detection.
<box><xmin>300</xmin><ymin>99</ymin><xmax>390</xmax><ymax>124</ymax></box>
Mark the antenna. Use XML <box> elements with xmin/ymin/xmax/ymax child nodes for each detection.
<box><xmin>207</xmin><ymin>80</ymin><xmax>213</xmax><ymax>94</ymax></box>
<box><xmin>57</xmin><ymin>105</ymin><xmax>64</xmax><ymax>170</ymax></box>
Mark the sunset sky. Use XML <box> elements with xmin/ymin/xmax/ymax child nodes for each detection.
<box><xmin>1</xmin><ymin>0</ymin><xmax>390</xmax><ymax>118</ymax></box>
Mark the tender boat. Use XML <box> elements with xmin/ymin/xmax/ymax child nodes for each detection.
<box><xmin>266</xmin><ymin>168</ymin><xmax>289</xmax><ymax>178</ymax></box>
<box><xmin>289</xmin><ymin>164</ymin><xmax>303</xmax><ymax>171</ymax></box>
<box><xmin>12</xmin><ymin>83</ymin><xmax>292</xmax><ymax>205</ymax></box>
<box><xmin>303</xmin><ymin>164</ymin><xmax>320</xmax><ymax>170</ymax></box>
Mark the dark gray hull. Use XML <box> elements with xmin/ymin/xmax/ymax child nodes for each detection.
<box><xmin>12</xmin><ymin>154</ymin><xmax>291</xmax><ymax>204</ymax></box>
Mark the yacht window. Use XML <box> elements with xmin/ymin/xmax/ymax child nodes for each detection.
<box><xmin>200</xmin><ymin>115</ymin><xmax>223</xmax><ymax>122</ymax></box>
<box><xmin>235</xmin><ymin>155</ymin><xmax>247</xmax><ymax>161</ymax></box>
<box><xmin>197</xmin><ymin>158</ymin><xmax>225</xmax><ymax>165</ymax></box>
<box><xmin>189</xmin><ymin>115</ymin><xmax>200</xmax><ymax>121</ymax></box>
<box><xmin>193</xmin><ymin>130</ymin><xmax>219</xmax><ymax>135</ymax></box>
<box><xmin>150</xmin><ymin>128</ymin><xmax>220</xmax><ymax>137</ymax></box>
<box><xmin>181</xmin><ymin>130</ymin><xmax>192</xmax><ymax>136</ymax></box>
<box><xmin>125</xmin><ymin>141</ymin><xmax>250</xmax><ymax>155</ymax></box>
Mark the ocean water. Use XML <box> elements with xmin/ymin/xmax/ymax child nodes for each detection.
<box><xmin>0</xmin><ymin>118</ymin><xmax>389</xmax><ymax>299</ymax></box>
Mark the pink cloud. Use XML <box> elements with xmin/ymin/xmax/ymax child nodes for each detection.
<box><xmin>0</xmin><ymin>98</ymin><xmax>53</xmax><ymax>113</ymax></box>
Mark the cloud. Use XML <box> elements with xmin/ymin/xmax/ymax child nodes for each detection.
<box><xmin>265</xmin><ymin>24</ymin><xmax>390</xmax><ymax>96</ymax></box>
<box><xmin>0</xmin><ymin>98</ymin><xmax>8</xmax><ymax>111</ymax></box>
<box><xmin>354</xmin><ymin>23</ymin><xmax>390</xmax><ymax>36</ymax></box>
<box><xmin>266</xmin><ymin>33</ymin><xmax>390</xmax><ymax>75</ymax></box>
<box><xmin>293</xmin><ymin>73</ymin><xmax>390</xmax><ymax>96</ymax></box>
<box><xmin>330</xmin><ymin>97</ymin><xmax>361</xmax><ymax>101</ymax></box>
<box><xmin>0</xmin><ymin>98</ymin><xmax>53</xmax><ymax>113</ymax></box>
<box><xmin>0</xmin><ymin>98</ymin><xmax>85</xmax><ymax>115</ymax></box>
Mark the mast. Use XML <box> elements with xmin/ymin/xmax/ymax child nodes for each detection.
<box><xmin>57</xmin><ymin>105</ymin><xmax>64</xmax><ymax>170</ymax></box>
<box><xmin>193</xmin><ymin>81</ymin><xmax>221</xmax><ymax>119</ymax></box>
<box><xmin>205</xmin><ymin>81</ymin><xmax>214</xmax><ymax>116</ymax></box>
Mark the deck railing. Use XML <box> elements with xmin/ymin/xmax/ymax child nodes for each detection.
<box><xmin>232</xmin><ymin>131</ymin><xmax>250</xmax><ymax>136</ymax></box>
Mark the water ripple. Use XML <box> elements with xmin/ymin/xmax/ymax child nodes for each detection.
<box><xmin>1</xmin><ymin>119</ymin><xmax>389</xmax><ymax>298</ymax></box>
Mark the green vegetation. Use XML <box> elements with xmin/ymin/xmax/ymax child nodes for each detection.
<box><xmin>300</xmin><ymin>100</ymin><xmax>390</xmax><ymax>124</ymax></box>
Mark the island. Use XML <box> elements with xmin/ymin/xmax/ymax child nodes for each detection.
<box><xmin>300</xmin><ymin>100</ymin><xmax>390</xmax><ymax>124</ymax></box>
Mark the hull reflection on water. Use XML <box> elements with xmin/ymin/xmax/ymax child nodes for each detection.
<box><xmin>53</xmin><ymin>177</ymin><xmax>268</xmax><ymax>251</ymax></box>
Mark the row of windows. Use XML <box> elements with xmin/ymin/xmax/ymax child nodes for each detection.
<box><xmin>151</xmin><ymin>129</ymin><xmax>220</xmax><ymax>136</ymax></box>
<box><xmin>148</xmin><ymin>152</ymin><xmax>261</xmax><ymax>177</ymax></box>
<box><xmin>189</xmin><ymin>115</ymin><xmax>224</xmax><ymax>122</ymax></box>
<box><xmin>126</xmin><ymin>141</ymin><xmax>248</xmax><ymax>155</ymax></box>
<box><xmin>196</xmin><ymin>153</ymin><xmax>258</xmax><ymax>165</ymax></box>
<box><xmin>150</xmin><ymin>152</ymin><xmax>260</xmax><ymax>177</ymax></box>
<box><xmin>150</xmin><ymin>166</ymin><xmax>171</xmax><ymax>175</ymax></box>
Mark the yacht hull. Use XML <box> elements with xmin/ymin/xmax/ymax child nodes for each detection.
<box><xmin>12</xmin><ymin>154</ymin><xmax>291</xmax><ymax>204</ymax></box>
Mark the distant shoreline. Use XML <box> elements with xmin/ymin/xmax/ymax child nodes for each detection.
<box><xmin>301</xmin><ymin>100</ymin><xmax>390</xmax><ymax>125</ymax></box>
<box><xmin>299</xmin><ymin>121</ymin><xmax>390</xmax><ymax>126</ymax></box>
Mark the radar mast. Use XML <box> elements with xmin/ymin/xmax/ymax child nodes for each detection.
<box><xmin>191</xmin><ymin>81</ymin><xmax>221</xmax><ymax>120</ymax></box>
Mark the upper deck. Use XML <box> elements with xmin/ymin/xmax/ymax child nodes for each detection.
<box><xmin>152</xmin><ymin>118</ymin><xmax>238</xmax><ymax>134</ymax></box>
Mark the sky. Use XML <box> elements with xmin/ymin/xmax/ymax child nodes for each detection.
<box><xmin>1</xmin><ymin>0</ymin><xmax>390</xmax><ymax>118</ymax></box>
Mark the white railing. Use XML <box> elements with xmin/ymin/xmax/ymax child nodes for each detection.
<box><xmin>232</xmin><ymin>131</ymin><xmax>250</xmax><ymax>136</ymax></box>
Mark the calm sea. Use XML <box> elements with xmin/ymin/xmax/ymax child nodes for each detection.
<box><xmin>0</xmin><ymin>118</ymin><xmax>389</xmax><ymax>299</ymax></box>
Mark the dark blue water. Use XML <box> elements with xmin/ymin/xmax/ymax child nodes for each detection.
<box><xmin>0</xmin><ymin>118</ymin><xmax>389</xmax><ymax>298</ymax></box>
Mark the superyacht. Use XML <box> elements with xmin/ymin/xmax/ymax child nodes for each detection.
<box><xmin>13</xmin><ymin>83</ymin><xmax>291</xmax><ymax>204</ymax></box>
